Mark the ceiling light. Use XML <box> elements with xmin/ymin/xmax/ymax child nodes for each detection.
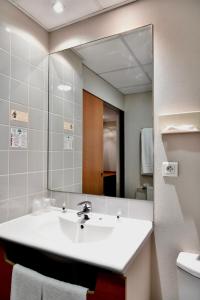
<box><xmin>53</xmin><ymin>1</ymin><xmax>64</xmax><ymax>14</ymax></box>
<box><xmin>57</xmin><ymin>84</ymin><xmax>72</xmax><ymax>92</ymax></box>
<box><xmin>6</xmin><ymin>27</ymin><xmax>11</xmax><ymax>32</ymax></box>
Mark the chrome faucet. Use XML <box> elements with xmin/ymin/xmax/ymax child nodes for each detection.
<box><xmin>77</xmin><ymin>201</ymin><xmax>92</xmax><ymax>221</ymax></box>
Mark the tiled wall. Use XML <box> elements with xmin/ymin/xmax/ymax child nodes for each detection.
<box><xmin>48</xmin><ymin>50</ymin><xmax>83</xmax><ymax>193</ymax></box>
<box><xmin>50</xmin><ymin>191</ymin><xmax>153</xmax><ymax>221</ymax></box>
<box><xmin>0</xmin><ymin>4</ymin><xmax>153</xmax><ymax>224</ymax></box>
<box><xmin>0</xmin><ymin>24</ymin><xmax>48</xmax><ymax>222</ymax></box>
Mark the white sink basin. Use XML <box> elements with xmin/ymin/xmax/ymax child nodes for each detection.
<box><xmin>0</xmin><ymin>208</ymin><xmax>152</xmax><ymax>273</ymax></box>
<box><xmin>58</xmin><ymin>213</ymin><xmax>114</xmax><ymax>243</ymax></box>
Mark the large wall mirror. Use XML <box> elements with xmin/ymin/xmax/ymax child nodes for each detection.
<box><xmin>48</xmin><ymin>25</ymin><xmax>153</xmax><ymax>200</ymax></box>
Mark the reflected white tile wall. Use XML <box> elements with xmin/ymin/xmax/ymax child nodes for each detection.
<box><xmin>47</xmin><ymin>48</ymin><xmax>153</xmax><ymax>221</ymax></box>
<box><xmin>48</xmin><ymin>50</ymin><xmax>83</xmax><ymax>193</ymax></box>
<box><xmin>0</xmin><ymin>24</ymin><xmax>48</xmax><ymax>222</ymax></box>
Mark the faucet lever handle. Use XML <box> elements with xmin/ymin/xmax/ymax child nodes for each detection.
<box><xmin>77</xmin><ymin>200</ymin><xmax>92</xmax><ymax>212</ymax></box>
<box><xmin>77</xmin><ymin>200</ymin><xmax>91</xmax><ymax>207</ymax></box>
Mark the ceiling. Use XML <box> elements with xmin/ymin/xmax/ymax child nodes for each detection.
<box><xmin>73</xmin><ymin>25</ymin><xmax>153</xmax><ymax>95</ymax></box>
<box><xmin>8</xmin><ymin>0</ymin><xmax>137</xmax><ymax>31</ymax></box>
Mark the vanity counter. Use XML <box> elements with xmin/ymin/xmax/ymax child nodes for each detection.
<box><xmin>0</xmin><ymin>208</ymin><xmax>152</xmax><ymax>274</ymax></box>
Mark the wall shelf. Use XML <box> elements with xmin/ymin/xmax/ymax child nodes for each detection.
<box><xmin>159</xmin><ymin>111</ymin><xmax>200</xmax><ymax>135</ymax></box>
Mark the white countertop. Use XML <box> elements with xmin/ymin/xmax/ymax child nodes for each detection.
<box><xmin>0</xmin><ymin>208</ymin><xmax>153</xmax><ymax>274</ymax></box>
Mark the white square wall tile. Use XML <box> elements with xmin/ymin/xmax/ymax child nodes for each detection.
<box><xmin>0</xmin><ymin>26</ymin><xmax>10</xmax><ymax>52</ymax></box>
<box><xmin>29</xmin><ymin>86</ymin><xmax>44</xmax><ymax>110</ymax></box>
<box><xmin>0</xmin><ymin>176</ymin><xmax>9</xmax><ymax>201</ymax></box>
<box><xmin>30</xmin><ymin>66</ymin><xmax>45</xmax><ymax>90</ymax></box>
<box><xmin>0</xmin><ymin>149</ymin><xmax>9</xmax><ymax>178</ymax></box>
<box><xmin>11</xmin><ymin>32</ymin><xmax>29</xmax><ymax>61</ymax></box>
<box><xmin>64</xmin><ymin>151</ymin><xmax>73</xmax><ymax>168</ymax></box>
<box><xmin>64</xmin><ymin>169</ymin><xmax>74</xmax><ymax>186</ymax></box>
<box><xmin>8</xmin><ymin>196</ymin><xmax>28</xmax><ymax>220</ymax></box>
<box><xmin>29</xmin><ymin>130</ymin><xmax>44</xmax><ymax>151</ymax></box>
<box><xmin>49</xmin><ymin>151</ymin><xmax>64</xmax><ymax>170</ymax></box>
<box><xmin>52</xmin><ymin>96</ymin><xmax>64</xmax><ymax>115</ymax></box>
<box><xmin>0</xmin><ymin>74</ymin><xmax>9</xmax><ymax>101</ymax></box>
<box><xmin>0</xmin><ymin>200</ymin><xmax>9</xmax><ymax>223</ymax></box>
<box><xmin>10</xmin><ymin>79</ymin><xmax>28</xmax><ymax>106</ymax></box>
<box><xmin>74</xmin><ymin>168</ymin><xmax>82</xmax><ymax>184</ymax></box>
<box><xmin>11</xmin><ymin>56</ymin><xmax>30</xmax><ymax>83</ymax></box>
<box><xmin>50</xmin><ymin>170</ymin><xmax>64</xmax><ymax>190</ymax></box>
<box><xmin>30</xmin><ymin>44</ymin><xmax>46</xmax><ymax>68</ymax></box>
<box><xmin>9</xmin><ymin>151</ymin><xmax>28</xmax><ymax>174</ymax></box>
<box><xmin>0</xmin><ymin>49</ymin><xmax>10</xmax><ymax>76</ymax></box>
<box><xmin>28</xmin><ymin>151</ymin><xmax>44</xmax><ymax>172</ymax></box>
<box><xmin>0</xmin><ymin>100</ymin><xmax>9</xmax><ymax>125</ymax></box>
<box><xmin>28</xmin><ymin>172</ymin><xmax>44</xmax><ymax>194</ymax></box>
<box><xmin>29</xmin><ymin>108</ymin><xmax>44</xmax><ymax>130</ymax></box>
<box><xmin>9</xmin><ymin>174</ymin><xmax>27</xmax><ymax>198</ymax></box>
<box><xmin>0</xmin><ymin>125</ymin><xmax>9</xmax><ymax>150</ymax></box>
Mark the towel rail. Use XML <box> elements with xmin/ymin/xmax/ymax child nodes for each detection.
<box><xmin>3</xmin><ymin>250</ymin><xmax>95</xmax><ymax>295</ymax></box>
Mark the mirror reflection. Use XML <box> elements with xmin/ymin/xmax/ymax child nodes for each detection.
<box><xmin>48</xmin><ymin>25</ymin><xmax>153</xmax><ymax>200</ymax></box>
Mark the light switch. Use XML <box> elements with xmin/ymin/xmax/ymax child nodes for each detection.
<box><xmin>162</xmin><ymin>162</ymin><xmax>178</xmax><ymax>177</ymax></box>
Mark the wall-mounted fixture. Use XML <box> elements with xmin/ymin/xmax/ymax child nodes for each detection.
<box><xmin>159</xmin><ymin>111</ymin><xmax>200</xmax><ymax>134</ymax></box>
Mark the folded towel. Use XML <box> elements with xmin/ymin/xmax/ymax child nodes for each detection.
<box><xmin>141</xmin><ymin>128</ymin><xmax>153</xmax><ymax>175</ymax></box>
<box><xmin>165</xmin><ymin>124</ymin><xmax>199</xmax><ymax>132</ymax></box>
<box><xmin>43</xmin><ymin>276</ymin><xmax>88</xmax><ymax>300</ymax></box>
<box><xmin>10</xmin><ymin>264</ymin><xmax>43</xmax><ymax>300</ymax></box>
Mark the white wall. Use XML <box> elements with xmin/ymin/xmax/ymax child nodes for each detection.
<box><xmin>83</xmin><ymin>66</ymin><xmax>124</xmax><ymax>111</ymax></box>
<box><xmin>50</xmin><ymin>1</ymin><xmax>200</xmax><ymax>299</ymax></box>
<box><xmin>125</xmin><ymin>92</ymin><xmax>153</xmax><ymax>199</ymax></box>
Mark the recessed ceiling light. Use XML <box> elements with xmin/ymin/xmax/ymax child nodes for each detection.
<box><xmin>53</xmin><ymin>1</ymin><xmax>64</xmax><ymax>14</ymax></box>
<box><xmin>57</xmin><ymin>84</ymin><xmax>72</xmax><ymax>92</ymax></box>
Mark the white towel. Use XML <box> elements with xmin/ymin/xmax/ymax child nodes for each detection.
<box><xmin>43</xmin><ymin>276</ymin><xmax>88</xmax><ymax>300</ymax></box>
<box><xmin>10</xmin><ymin>264</ymin><xmax>43</xmax><ymax>300</ymax></box>
<box><xmin>141</xmin><ymin>128</ymin><xmax>153</xmax><ymax>175</ymax></box>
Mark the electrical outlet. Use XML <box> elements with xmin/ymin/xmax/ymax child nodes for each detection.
<box><xmin>162</xmin><ymin>162</ymin><xmax>178</xmax><ymax>177</ymax></box>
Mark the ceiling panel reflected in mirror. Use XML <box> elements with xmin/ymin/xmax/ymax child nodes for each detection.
<box><xmin>48</xmin><ymin>25</ymin><xmax>153</xmax><ymax>201</ymax></box>
<box><xmin>74</xmin><ymin>26</ymin><xmax>153</xmax><ymax>94</ymax></box>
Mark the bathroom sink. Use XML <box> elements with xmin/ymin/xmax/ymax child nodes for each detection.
<box><xmin>58</xmin><ymin>213</ymin><xmax>115</xmax><ymax>243</ymax></box>
<box><xmin>0</xmin><ymin>208</ymin><xmax>152</xmax><ymax>273</ymax></box>
<box><xmin>38</xmin><ymin>212</ymin><xmax>115</xmax><ymax>243</ymax></box>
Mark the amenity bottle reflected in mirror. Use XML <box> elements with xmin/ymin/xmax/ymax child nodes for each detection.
<box><xmin>48</xmin><ymin>25</ymin><xmax>153</xmax><ymax>200</ymax></box>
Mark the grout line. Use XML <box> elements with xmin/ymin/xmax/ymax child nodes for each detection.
<box><xmin>7</xmin><ymin>27</ymin><xmax>11</xmax><ymax>220</ymax></box>
<box><xmin>26</xmin><ymin>40</ymin><xmax>31</xmax><ymax>214</ymax></box>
